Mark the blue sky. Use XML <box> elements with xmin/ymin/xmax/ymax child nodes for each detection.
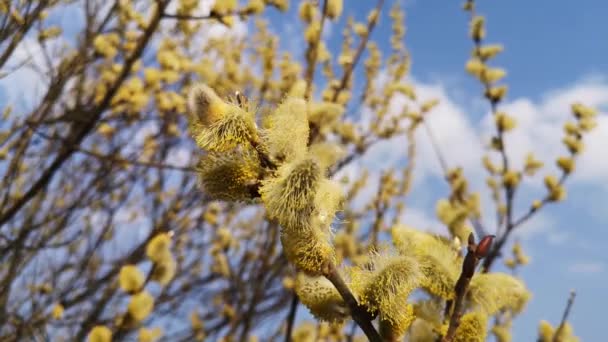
<box><xmin>270</xmin><ymin>0</ymin><xmax>607</xmax><ymax>340</ymax></box>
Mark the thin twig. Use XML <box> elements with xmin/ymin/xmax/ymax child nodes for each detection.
<box><xmin>442</xmin><ymin>234</ymin><xmax>494</xmax><ymax>342</ymax></box>
<box><xmin>330</xmin><ymin>0</ymin><xmax>385</xmax><ymax>103</ymax></box>
<box><xmin>323</xmin><ymin>263</ymin><xmax>382</xmax><ymax>342</ymax></box>
<box><xmin>553</xmin><ymin>290</ymin><xmax>576</xmax><ymax>342</ymax></box>
<box><xmin>284</xmin><ymin>293</ymin><xmax>299</xmax><ymax>342</ymax></box>
<box><xmin>304</xmin><ymin>0</ymin><xmax>329</xmax><ymax>100</ymax></box>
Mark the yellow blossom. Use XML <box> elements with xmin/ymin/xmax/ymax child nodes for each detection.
<box><xmin>326</xmin><ymin>0</ymin><xmax>343</xmax><ymax>20</ymax></box>
<box><xmin>485</xmin><ymin>86</ymin><xmax>508</xmax><ymax>102</ymax></box>
<box><xmin>146</xmin><ymin>233</ymin><xmax>172</xmax><ymax>263</ymax></box>
<box><xmin>128</xmin><ymin>291</ymin><xmax>155</xmax><ymax>322</ymax></box>
<box><xmin>52</xmin><ymin>303</ymin><xmax>64</xmax><ymax>319</ymax></box>
<box><xmin>119</xmin><ymin>265</ymin><xmax>145</xmax><ymax>293</ymax></box>
<box><xmin>556</xmin><ymin>156</ymin><xmax>575</xmax><ymax>174</ymax></box>
<box><xmin>88</xmin><ymin>326</ymin><xmax>112</xmax><ymax>342</ymax></box>
<box><xmin>495</xmin><ymin>112</ymin><xmax>516</xmax><ymax>131</ymax></box>
<box><xmin>138</xmin><ymin>327</ymin><xmax>163</xmax><ymax>342</ymax></box>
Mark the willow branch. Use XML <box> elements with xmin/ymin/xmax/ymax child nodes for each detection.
<box><xmin>284</xmin><ymin>293</ymin><xmax>299</xmax><ymax>342</ymax></box>
<box><xmin>553</xmin><ymin>290</ymin><xmax>576</xmax><ymax>342</ymax></box>
<box><xmin>323</xmin><ymin>263</ymin><xmax>382</xmax><ymax>342</ymax></box>
<box><xmin>443</xmin><ymin>234</ymin><xmax>493</xmax><ymax>342</ymax></box>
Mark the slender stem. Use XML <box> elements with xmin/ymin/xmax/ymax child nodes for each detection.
<box><xmin>553</xmin><ymin>291</ymin><xmax>576</xmax><ymax>342</ymax></box>
<box><xmin>330</xmin><ymin>0</ymin><xmax>385</xmax><ymax>103</ymax></box>
<box><xmin>304</xmin><ymin>0</ymin><xmax>329</xmax><ymax>100</ymax></box>
<box><xmin>442</xmin><ymin>234</ymin><xmax>492</xmax><ymax>342</ymax></box>
<box><xmin>323</xmin><ymin>263</ymin><xmax>382</xmax><ymax>342</ymax></box>
<box><xmin>284</xmin><ymin>293</ymin><xmax>299</xmax><ymax>342</ymax></box>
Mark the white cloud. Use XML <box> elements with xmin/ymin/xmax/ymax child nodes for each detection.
<box><xmin>567</xmin><ymin>261</ymin><xmax>604</xmax><ymax>274</ymax></box>
<box><xmin>343</xmin><ymin>74</ymin><xmax>608</xmax><ymax>244</ymax></box>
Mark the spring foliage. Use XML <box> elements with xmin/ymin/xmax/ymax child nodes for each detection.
<box><xmin>0</xmin><ymin>0</ymin><xmax>593</xmax><ymax>341</ymax></box>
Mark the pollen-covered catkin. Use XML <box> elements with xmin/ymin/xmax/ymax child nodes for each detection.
<box><xmin>281</xmin><ymin>226</ymin><xmax>335</xmax><ymax>276</ymax></box>
<box><xmin>187</xmin><ymin>84</ymin><xmax>258</xmax><ymax>152</ymax></box>
<box><xmin>146</xmin><ymin>233</ymin><xmax>171</xmax><ymax>263</ymax></box>
<box><xmin>128</xmin><ymin>291</ymin><xmax>155</xmax><ymax>322</ymax></box>
<box><xmin>88</xmin><ymin>325</ymin><xmax>112</xmax><ymax>342</ymax></box>
<box><xmin>295</xmin><ymin>273</ymin><xmax>348</xmax><ymax>322</ymax></box>
<box><xmin>467</xmin><ymin>273</ymin><xmax>531</xmax><ymax>315</ymax></box>
<box><xmin>262</xmin><ymin>97</ymin><xmax>309</xmax><ymax>163</ymax></box>
<box><xmin>119</xmin><ymin>265</ymin><xmax>145</xmax><ymax>293</ymax></box>
<box><xmin>260</xmin><ymin>158</ymin><xmax>321</xmax><ymax>229</ymax></box>
<box><xmin>350</xmin><ymin>254</ymin><xmax>420</xmax><ymax>337</ymax></box>
<box><xmin>196</xmin><ymin>147</ymin><xmax>262</xmax><ymax>201</ymax></box>
<box><xmin>453</xmin><ymin>312</ymin><xmax>488</xmax><ymax>342</ymax></box>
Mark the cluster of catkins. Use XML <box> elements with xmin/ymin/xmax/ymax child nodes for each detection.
<box><xmin>187</xmin><ymin>84</ymin><xmax>531</xmax><ymax>340</ymax></box>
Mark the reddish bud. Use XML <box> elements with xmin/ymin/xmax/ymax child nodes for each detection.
<box><xmin>475</xmin><ymin>235</ymin><xmax>495</xmax><ymax>258</ymax></box>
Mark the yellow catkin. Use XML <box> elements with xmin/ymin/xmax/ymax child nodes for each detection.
<box><xmin>538</xmin><ymin>320</ymin><xmax>554</xmax><ymax>342</ymax></box>
<box><xmin>260</xmin><ymin>158</ymin><xmax>321</xmax><ymax>229</ymax></box>
<box><xmin>146</xmin><ymin>233</ymin><xmax>171</xmax><ymax>263</ymax></box>
<box><xmin>128</xmin><ymin>291</ymin><xmax>155</xmax><ymax>322</ymax></box>
<box><xmin>138</xmin><ymin>327</ymin><xmax>163</xmax><ymax>342</ymax></box>
<box><xmin>119</xmin><ymin>265</ymin><xmax>145</xmax><ymax>293</ymax></box>
<box><xmin>391</xmin><ymin>225</ymin><xmax>462</xmax><ymax>299</ymax></box>
<box><xmin>326</xmin><ymin>0</ymin><xmax>343</xmax><ymax>20</ymax></box>
<box><xmin>52</xmin><ymin>303</ymin><xmax>64</xmax><ymax>319</ymax></box>
<box><xmin>262</xmin><ymin>97</ymin><xmax>309</xmax><ymax>163</ymax></box>
<box><xmin>151</xmin><ymin>255</ymin><xmax>176</xmax><ymax>285</ymax></box>
<box><xmin>468</xmin><ymin>273</ymin><xmax>531</xmax><ymax>315</ymax></box>
<box><xmin>88</xmin><ymin>325</ymin><xmax>112</xmax><ymax>342</ymax></box>
<box><xmin>187</xmin><ymin>84</ymin><xmax>258</xmax><ymax>152</ymax></box>
<box><xmin>453</xmin><ymin>312</ymin><xmax>488</xmax><ymax>342</ymax></box>
<box><xmin>196</xmin><ymin>147</ymin><xmax>262</xmax><ymax>201</ymax></box>
<box><xmin>350</xmin><ymin>254</ymin><xmax>420</xmax><ymax>335</ymax></box>
<box><xmin>295</xmin><ymin>273</ymin><xmax>347</xmax><ymax>322</ymax></box>
<box><xmin>281</xmin><ymin>227</ymin><xmax>335</xmax><ymax>276</ymax></box>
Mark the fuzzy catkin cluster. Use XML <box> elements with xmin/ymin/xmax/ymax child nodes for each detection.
<box><xmin>187</xmin><ymin>84</ymin><xmax>344</xmax><ymax>276</ymax></box>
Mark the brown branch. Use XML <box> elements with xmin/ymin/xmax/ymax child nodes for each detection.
<box><xmin>161</xmin><ymin>9</ymin><xmax>254</xmax><ymax>21</ymax></box>
<box><xmin>323</xmin><ymin>263</ymin><xmax>382</xmax><ymax>342</ymax></box>
<box><xmin>553</xmin><ymin>290</ymin><xmax>576</xmax><ymax>342</ymax></box>
<box><xmin>442</xmin><ymin>234</ymin><xmax>494</xmax><ymax>342</ymax></box>
<box><xmin>330</xmin><ymin>0</ymin><xmax>385</xmax><ymax>103</ymax></box>
<box><xmin>304</xmin><ymin>0</ymin><xmax>329</xmax><ymax>100</ymax></box>
<box><xmin>284</xmin><ymin>293</ymin><xmax>299</xmax><ymax>342</ymax></box>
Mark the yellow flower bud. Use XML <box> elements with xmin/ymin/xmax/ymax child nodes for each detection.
<box><xmin>571</xmin><ymin>102</ymin><xmax>597</xmax><ymax>119</ymax></box>
<box><xmin>326</xmin><ymin>0</ymin><xmax>343</xmax><ymax>20</ymax></box>
<box><xmin>538</xmin><ymin>320</ymin><xmax>554</xmax><ymax>342</ymax></box>
<box><xmin>138</xmin><ymin>327</ymin><xmax>163</xmax><ymax>342</ymax></box>
<box><xmin>295</xmin><ymin>273</ymin><xmax>347</xmax><ymax>322</ymax></box>
<box><xmin>52</xmin><ymin>303</ymin><xmax>64</xmax><ymax>319</ymax></box>
<box><xmin>470</xmin><ymin>16</ymin><xmax>485</xmax><ymax>41</ymax></box>
<box><xmin>298</xmin><ymin>2</ymin><xmax>317</xmax><ymax>22</ymax></box>
<box><xmin>453</xmin><ymin>312</ymin><xmax>488</xmax><ymax>342</ymax></box>
<box><xmin>524</xmin><ymin>153</ymin><xmax>544</xmax><ymax>176</ymax></box>
<box><xmin>476</xmin><ymin>44</ymin><xmax>503</xmax><ymax>60</ymax></box>
<box><xmin>502</xmin><ymin>170</ymin><xmax>521</xmax><ymax>188</ymax></box>
<box><xmin>485</xmin><ymin>86</ymin><xmax>508</xmax><ymax>102</ymax></box>
<box><xmin>465</xmin><ymin>58</ymin><xmax>486</xmax><ymax>78</ymax></box>
<box><xmin>495</xmin><ymin>112</ymin><xmax>516</xmax><ymax>131</ymax></box>
<box><xmin>88</xmin><ymin>325</ymin><xmax>112</xmax><ymax>342</ymax></box>
<box><xmin>146</xmin><ymin>233</ymin><xmax>171</xmax><ymax>263</ymax></box>
<box><xmin>482</xmin><ymin>67</ymin><xmax>507</xmax><ymax>83</ymax></box>
<box><xmin>246</xmin><ymin>0</ymin><xmax>265</xmax><ymax>14</ymax></box>
<box><xmin>421</xmin><ymin>99</ymin><xmax>439</xmax><ymax>113</ymax></box>
<box><xmin>556</xmin><ymin>156</ymin><xmax>575</xmax><ymax>174</ymax></box>
<box><xmin>151</xmin><ymin>255</ymin><xmax>176</xmax><ymax>285</ymax></box>
<box><xmin>562</xmin><ymin>135</ymin><xmax>583</xmax><ymax>154</ymax></box>
<box><xmin>119</xmin><ymin>265</ymin><xmax>145</xmax><ymax>293</ymax></box>
<box><xmin>187</xmin><ymin>84</ymin><xmax>230</xmax><ymax>127</ymax></box>
<box><xmin>128</xmin><ymin>291</ymin><xmax>155</xmax><ymax>322</ymax></box>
